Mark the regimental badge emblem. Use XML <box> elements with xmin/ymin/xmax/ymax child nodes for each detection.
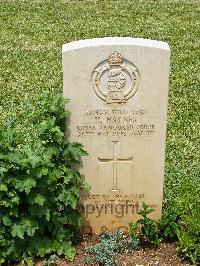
<box><xmin>92</xmin><ymin>51</ymin><xmax>140</xmax><ymax>104</ymax></box>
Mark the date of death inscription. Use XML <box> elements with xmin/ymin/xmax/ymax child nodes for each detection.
<box><xmin>76</xmin><ymin>109</ymin><xmax>155</xmax><ymax>137</ymax></box>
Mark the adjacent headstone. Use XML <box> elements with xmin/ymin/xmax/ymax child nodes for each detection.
<box><xmin>62</xmin><ymin>37</ymin><xmax>170</xmax><ymax>233</ymax></box>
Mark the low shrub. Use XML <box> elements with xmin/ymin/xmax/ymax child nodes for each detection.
<box><xmin>129</xmin><ymin>201</ymin><xmax>200</xmax><ymax>264</ymax></box>
<box><xmin>172</xmin><ymin>179</ymin><xmax>200</xmax><ymax>264</ymax></box>
<box><xmin>0</xmin><ymin>93</ymin><xmax>87</xmax><ymax>264</ymax></box>
<box><xmin>83</xmin><ymin>231</ymin><xmax>139</xmax><ymax>266</ymax></box>
<box><xmin>129</xmin><ymin>203</ymin><xmax>161</xmax><ymax>246</ymax></box>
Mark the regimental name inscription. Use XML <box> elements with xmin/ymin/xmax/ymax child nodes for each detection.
<box><xmin>76</xmin><ymin>108</ymin><xmax>155</xmax><ymax>138</ymax></box>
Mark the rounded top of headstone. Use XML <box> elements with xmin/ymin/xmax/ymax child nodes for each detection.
<box><xmin>62</xmin><ymin>37</ymin><xmax>170</xmax><ymax>53</ymax></box>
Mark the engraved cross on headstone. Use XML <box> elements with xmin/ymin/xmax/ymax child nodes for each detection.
<box><xmin>98</xmin><ymin>140</ymin><xmax>133</xmax><ymax>192</ymax></box>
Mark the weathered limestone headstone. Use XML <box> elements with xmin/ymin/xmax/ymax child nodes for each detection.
<box><xmin>62</xmin><ymin>37</ymin><xmax>170</xmax><ymax>233</ymax></box>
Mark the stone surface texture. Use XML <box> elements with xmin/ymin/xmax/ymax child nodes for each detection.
<box><xmin>63</xmin><ymin>37</ymin><xmax>170</xmax><ymax>233</ymax></box>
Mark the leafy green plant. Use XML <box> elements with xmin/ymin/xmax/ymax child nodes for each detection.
<box><xmin>130</xmin><ymin>201</ymin><xmax>200</xmax><ymax>264</ymax></box>
<box><xmin>129</xmin><ymin>202</ymin><xmax>161</xmax><ymax>246</ymax></box>
<box><xmin>83</xmin><ymin>231</ymin><xmax>139</xmax><ymax>266</ymax></box>
<box><xmin>174</xmin><ymin>179</ymin><xmax>200</xmax><ymax>264</ymax></box>
<box><xmin>0</xmin><ymin>93</ymin><xmax>87</xmax><ymax>264</ymax></box>
<box><xmin>158</xmin><ymin>204</ymin><xmax>180</xmax><ymax>241</ymax></box>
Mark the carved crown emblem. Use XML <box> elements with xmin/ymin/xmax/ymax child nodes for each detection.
<box><xmin>92</xmin><ymin>51</ymin><xmax>140</xmax><ymax>104</ymax></box>
<box><xmin>108</xmin><ymin>51</ymin><xmax>124</xmax><ymax>65</ymax></box>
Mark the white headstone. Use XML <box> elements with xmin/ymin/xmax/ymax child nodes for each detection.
<box><xmin>62</xmin><ymin>37</ymin><xmax>170</xmax><ymax>233</ymax></box>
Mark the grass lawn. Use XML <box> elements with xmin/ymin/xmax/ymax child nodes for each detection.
<box><xmin>0</xmin><ymin>0</ymin><xmax>199</xmax><ymax>264</ymax></box>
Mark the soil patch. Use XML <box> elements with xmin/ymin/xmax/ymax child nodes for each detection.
<box><xmin>53</xmin><ymin>234</ymin><xmax>187</xmax><ymax>266</ymax></box>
